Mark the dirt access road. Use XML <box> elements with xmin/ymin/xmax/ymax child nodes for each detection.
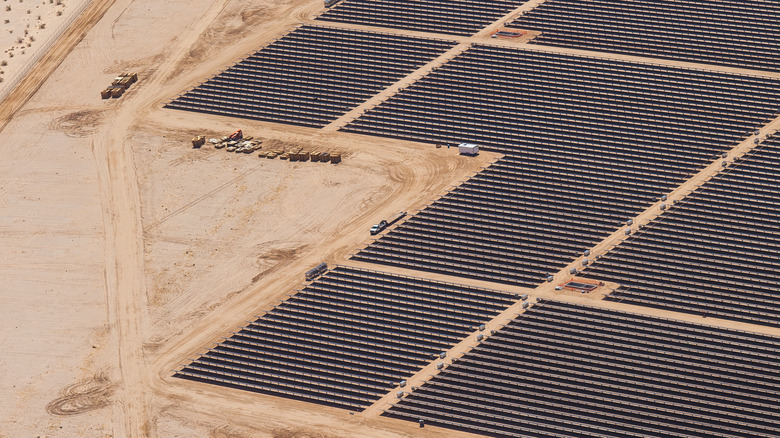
<box><xmin>0</xmin><ymin>0</ymin><xmax>496</xmax><ymax>436</ymax></box>
<box><xmin>5</xmin><ymin>0</ymin><xmax>779</xmax><ymax>436</ymax></box>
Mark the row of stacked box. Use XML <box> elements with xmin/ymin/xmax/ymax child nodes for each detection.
<box><xmin>101</xmin><ymin>72</ymin><xmax>138</xmax><ymax>99</ymax></box>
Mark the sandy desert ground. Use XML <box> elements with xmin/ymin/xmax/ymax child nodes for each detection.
<box><xmin>3</xmin><ymin>0</ymin><xmax>780</xmax><ymax>437</ymax></box>
<box><xmin>0</xmin><ymin>0</ymin><xmax>498</xmax><ymax>436</ymax></box>
<box><xmin>0</xmin><ymin>0</ymin><xmax>91</xmax><ymax>95</ymax></box>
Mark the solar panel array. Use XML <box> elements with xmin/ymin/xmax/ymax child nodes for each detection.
<box><xmin>353</xmin><ymin>154</ymin><xmax>676</xmax><ymax>286</ymax></box>
<box><xmin>169</xmin><ymin>2</ymin><xmax>780</xmax><ymax>435</ymax></box>
<box><xmin>164</xmin><ymin>25</ymin><xmax>454</xmax><ymax>127</ymax></box>
<box><xmin>317</xmin><ymin>0</ymin><xmax>522</xmax><ymax>36</ymax></box>
<box><xmin>174</xmin><ymin>266</ymin><xmax>516</xmax><ymax>410</ymax></box>
<box><xmin>387</xmin><ymin>299</ymin><xmax>780</xmax><ymax>438</ymax></box>
<box><xmin>511</xmin><ymin>0</ymin><xmax>780</xmax><ymax>72</ymax></box>
<box><xmin>344</xmin><ymin>45</ymin><xmax>780</xmax><ymax>156</ymax></box>
<box><xmin>580</xmin><ymin>136</ymin><xmax>780</xmax><ymax>326</ymax></box>
<box><xmin>349</xmin><ymin>45</ymin><xmax>780</xmax><ymax>286</ymax></box>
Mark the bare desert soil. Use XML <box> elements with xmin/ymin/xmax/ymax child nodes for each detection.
<box><xmin>0</xmin><ymin>0</ymin><xmax>496</xmax><ymax>436</ymax></box>
<box><xmin>0</xmin><ymin>0</ymin><xmax>91</xmax><ymax>95</ymax></box>
<box><xmin>3</xmin><ymin>0</ymin><xmax>780</xmax><ymax>437</ymax></box>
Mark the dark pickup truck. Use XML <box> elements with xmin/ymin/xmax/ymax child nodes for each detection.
<box><xmin>370</xmin><ymin>211</ymin><xmax>406</xmax><ymax>235</ymax></box>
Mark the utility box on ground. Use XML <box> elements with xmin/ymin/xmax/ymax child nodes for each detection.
<box><xmin>458</xmin><ymin>143</ymin><xmax>479</xmax><ymax>156</ymax></box>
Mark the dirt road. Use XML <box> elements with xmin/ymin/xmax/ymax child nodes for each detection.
<box><xmin>3</xmin><ymin>0</ymin><xmax>780</xmax><ymax>436</ymax></box>
<box><xmin>91</xmin><ymin>0</ymin><xmax>243</xmax><ymax>435</ymax></box>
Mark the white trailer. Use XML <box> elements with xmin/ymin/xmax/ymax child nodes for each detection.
<box><xmin>458</xmin><ymin>143</ymin><xmax>479</xmax><ymax>156</ymax></box>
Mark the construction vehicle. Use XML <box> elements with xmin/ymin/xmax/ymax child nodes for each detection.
<box><xmin>228</xmin><ymin>129</ymin><xmax>243</xmax><ymax>141</ymax></box>
<box><xmin>370</xmin><ymin>211</ymin><xmax>406</xmax><ymax>235</ymax></box>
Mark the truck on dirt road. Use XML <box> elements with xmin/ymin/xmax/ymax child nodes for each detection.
<box><xmin>370</xmin><ymin>211</ymin><xmax>406</xmax><ymax>235</ymax></box>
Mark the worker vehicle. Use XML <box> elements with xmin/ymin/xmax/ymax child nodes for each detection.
<box><xmin>370</xmin><ymin>211</ymin><xmax>407</xmax><ymax>235</ymax></box>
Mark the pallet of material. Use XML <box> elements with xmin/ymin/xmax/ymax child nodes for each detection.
<box><xmin>112</xmin><ymin>72</ymin><xmax>138</xmax><ymax>88</ymax></box>
<box><xmin>101</xmin><ymin>72</ymin><xmax>138</xmax><ymax>99</ymax></box>
<box><xmin>192</xmin><ymin>135</ymin><xmax>205</xmax><ymax>148</ymax></box>
<box><xmin>110</xmin><ymin>86</ymin><xmax>125</xmax><ymax>98</ymax></box>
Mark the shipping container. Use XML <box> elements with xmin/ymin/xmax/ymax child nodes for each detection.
<box><xmin>458</xmin><ymin>143</ymin><xmax>479</xmax><ymax>155</ymax></box>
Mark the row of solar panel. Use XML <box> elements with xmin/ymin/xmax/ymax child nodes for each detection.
<box><xmin>317</xmin><ymin>0</ymin><xmax>522</xmax><ymax>36</ymax></box>
<box><xmin>175</xmin><ymin>266</ymin><xmax>516</xmax><ymax>410</ymax></box>
<box><xmin>165</xmin><ymin>25</ymin><xmax>454</xmax><ymax>127</ymax></box>
<box><xmin>349</xmin><ymin>45</ymin><xmax>780</xmax><ymax>288</ymax></box>
<box><xmin>178</xmin><ymin>276</ymin><xmax>780</xmax><ymax>438</ymax></box>
<box><xmin>512</xmin><ymin>0</ymin><xmax>780</xmax><ymax>72</ymax></box>
<box><xmin>387</xmin><ymin>299</ymin><xmax>780</xmax><ymax>438</ymax></box>
<box><xmin>581</xmin><ymin>134</ymin><xmax>780</xmax><ymax>327</ymax></box>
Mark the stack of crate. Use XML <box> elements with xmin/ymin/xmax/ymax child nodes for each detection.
<box><xmin>101</xmin><ymin>72</ymin><xmax>138</xmax><ymax>99</ymax></box>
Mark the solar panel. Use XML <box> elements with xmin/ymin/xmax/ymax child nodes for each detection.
<box><xmin>387</xmin><ymin>299</ymin><xmax>780</xmax><ymax>438</ymax></box>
